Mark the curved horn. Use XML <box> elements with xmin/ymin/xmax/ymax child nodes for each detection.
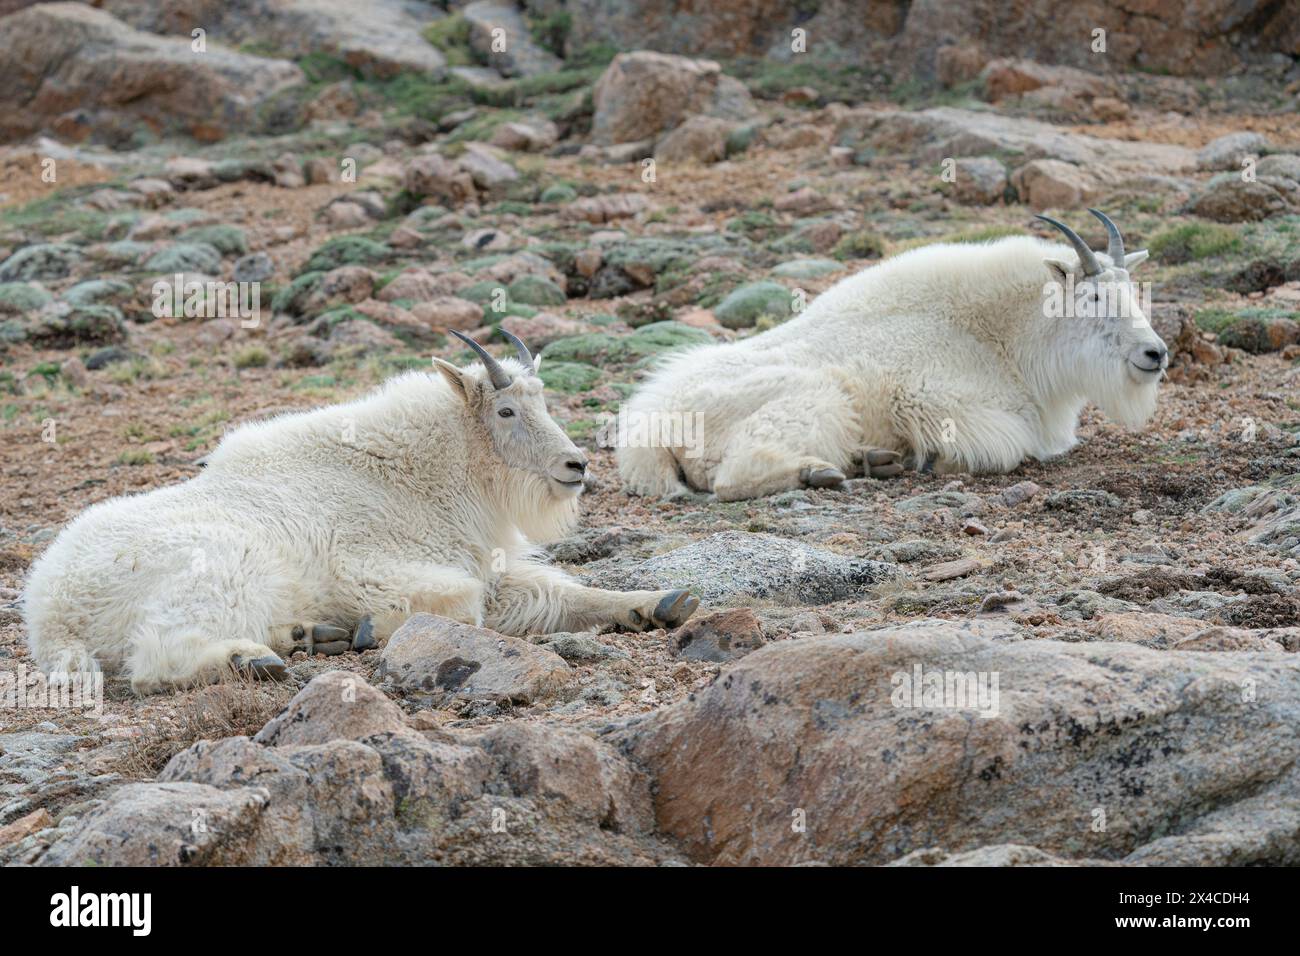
<box><xmin>496</xmin><ymin>327</ymin><xmax>535</xmax><ymax>373</ymax></box>
<box><xmin>1035</xmin><ymin>214</ymin><xmax>1102</xmax><ymax>276</ymax></box>
<box><xmin>449</xmin><ymin>329</ymin><xmax>512</xmax><ymax>390</ymax></box>
<box><xmin>1087</xmin><ymin>208</ymin><xmax>1125</xmax><ymax>267</ymax></box>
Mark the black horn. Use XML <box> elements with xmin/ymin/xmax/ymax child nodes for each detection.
<box><xmin>1035</xmin><ymin>214</ymin><xmax>1103</xmax><ymax>277</ymax></box>
<box><xmin>1087</xmin><ymin>208</ymin><xmax>1125</xmax><ymax>267</ymax></box>
<box><xmin>496</xmin><ymin>327</ymin><xmax>535</xmax><ymax>374</ymax></box>
<box><xmin>449</xmin><ymin>329</ymin><xmax>512</xmax><ymax>390</ymax></box>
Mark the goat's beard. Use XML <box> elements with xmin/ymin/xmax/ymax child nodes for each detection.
<box><xmin>1096</xmin><ymin>369</ymin><xmax>1160</xmax><ymax>429</ymax></box>
<box><xmin>498</xmin><ymin>470</ymin><xmax>582</xmax><ymax>543</ymax></box>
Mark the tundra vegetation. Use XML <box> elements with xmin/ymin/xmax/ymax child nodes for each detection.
<box><xmin>0</xmin><ymin>0</ymin><xmax>1299</xmax><ymax>867</ymax></box>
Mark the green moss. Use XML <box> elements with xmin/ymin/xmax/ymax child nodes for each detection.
<box><xmin>0</xmin><ymin>282</ymin><xmax>54</xmax><ymax>314</ymax></box>
<box><xmin>298</xmin><ymin>52</ymin><xmax>362</xmax><ymax>84</ymax></box>
<box><xmin>62</xmin><ymin>279</ymin><xmax>133</xmax><ymax>308</ymax></box>
<box><xmin>422</xmin><ymin>14</ymin><xmax>473</xmax><ymax>67</ymax></box>
<box><xmin>726</xmin><ymin>210</ymin><xmax>780</xmax><ymax>239</ymax></box>
<box><xmin>303</xmin><ymin>236</ymin><xmax>389</xmax><ymax>272</ymax></box>
<box><xmin>529</xmin><ymin>9</ymin><xmax>572</xmax><ymax>57</ymax></box>
<box><xmin>144</xmin><ymin>243</ymin><xmax>222</xmax><ymax>274</ymax></box>
<box><xmin>233</xmin><ymin>345</ymin><xmax>271</xmax><ymax>369</ymax></box>
<box><xmin>543</xmin><ymin>321</ymin><xmax>717</xmax><ymax>366</ymax></box>
<box><xmin>117</xmin><ymin>449</ymin><xmax>156</xmax><ymax>466</ymax></box>
<box><xmin>507</xmin><ymin>275</ymin><xmax>566</xmax><ymax>306</ymax></box>
<box><xmin>1194</xmin><ymin>307</ymin><xmax>1236</xmax><ymax>334</ymax></box>
<box><xmin>725</xmin><ymin>124</ymin><xmax>760</xmax><ymax>157</ymax></box>
<box><xmin>713</xmin><ymin>281</ymin><xmax>796</xmax><ymax>329</ymax></box>
<box><xmin>539</xmin><ymin>360</ymin><xmax>601</xmax><ymax>393</ymax></box>
<box><xmin>539</xmin><ymin>183</ymin><xmax>578</xmax><ymax>203</ymax></box>
<box><xmin>1149</xmin><ymin>222</ymin><xmax>1241</xmax><ymax>265</ymax></box>
<box><xmin>272</xmin><ymin>271</ymin><xmax>324</xmax><ymax>314</ymax></box>
<box><xmin>178</xmin><ymin>224</ymin><xmax>249</xmax><ymax>257</ymax></box>
<box><xmin>833</xmin><ymin>229</ymin><xmax>887</xmax><ymax>260</ymax></box>
<box><xmin>730</xmin><ymin>55</ymin><xmax>874</xmax><ymax>105</ymax></box>
<box><xmin>1216</xmin><ymin>307</ymin><xmax>1299</xmax><ymax>353</ymax></box>
<box><xmin>445</xmin><ymin>108</ymin><xmax>527</xmax><ymax>143</ymax></box>
<box><xmin>458</xmin><ymin>281</ymin><xmax>510</xmax><ymax>311</ymax></box>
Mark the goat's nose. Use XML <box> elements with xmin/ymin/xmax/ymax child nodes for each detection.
<box><xmin>1144</xmin><ymin>346</ymin><xmax>1168</xmax><ymax>367</ymax></box>
<box><xmin>566</xmin><ymin>457</ymin><xmax>588</xmax><ymax>475</ymax></box>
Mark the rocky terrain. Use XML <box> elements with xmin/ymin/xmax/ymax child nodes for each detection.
<box><xmin>1</xmin><ymin>0</ymin><xmax>1300</xmax><ymax>866</ymax></box>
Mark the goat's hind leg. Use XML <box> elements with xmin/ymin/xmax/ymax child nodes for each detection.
<box><xmin>712</xmin><ymin>387</ymin><xmax>859</xmax><ymax>501</ymax></box>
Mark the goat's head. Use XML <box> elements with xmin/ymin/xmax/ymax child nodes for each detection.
<box><xmin>433</xmin><ymin>329</ymin><xmax>589</xmax><ymax>498</ymax></box>
<box><xmin>1036</xmin><ymin>209</ymin><xmax>1166</xmax><ymax>427</ymax></box>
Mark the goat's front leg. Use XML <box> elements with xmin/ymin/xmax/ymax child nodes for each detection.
<box><xmin>329</xmin><ymin>557</ymin><xmax>487</xmax><ymax>643</ymax></box>
<box><xmin>484</xmin><ymin>561</ymin><xmax>700</xmax><ymax>636</ymax></box>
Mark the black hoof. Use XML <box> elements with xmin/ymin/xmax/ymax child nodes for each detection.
<box><xmin>862</xmin><ymin>448</ymin><xmax>905</xmax><ymax>479</ymax></box>
<box><xmin>311</xmin><ymin>624</ymin><xmax>350</xmax><ymax>642</ymax></box>
<box><xmin>653</xmin><ymin>589</ymin><xmax>700</xmax><ymax>629</ymax></box>
<box><xmin>233</xmin><ymin>653</ymin><xmax>288</xmax><ymax>682</ymax></box>
<box><xmin>865</xmin><ymin>449</ymin><xmax>898</xmax><ymax>467</ymax></box>
<box><xmin>351</xmin><ymin>615</ymin><xmax>376</xmax><ymax>652</ymax></box>
<box><xmin>800</xmin><ymin>465</ymin><xmax>846</xmax><ymax>489</ymax></box>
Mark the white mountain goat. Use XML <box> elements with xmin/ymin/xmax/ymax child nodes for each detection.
<box><xmin>619</xmin><ymin>210</ymin><xmax>1167</xmax><ymax>501</ymax></box>
<box><xmin>24</xmin><ymin>330</ymin><xmax>699</xmax><ymax>693</ymax></box>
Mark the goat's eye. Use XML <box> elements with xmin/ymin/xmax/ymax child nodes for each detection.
<box><xmin>498</xmin><ymin>407</ymin><xmax>515</xmax><ymax>418</ymax></box>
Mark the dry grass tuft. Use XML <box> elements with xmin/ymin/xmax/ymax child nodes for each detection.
<box><xmin>113</xmin><ymin>676</ymin><xmax>297</xmax><ymax>780</ymax></box>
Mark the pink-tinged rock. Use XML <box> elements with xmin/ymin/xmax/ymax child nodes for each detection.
<box><xmin>255</xmin><ymin>670</ymin><xmax>414</xmax><ymax>747</ymax></box>
<box><xmin>499</xmin><ymin>312</ymin><xmax>589</xmax><ymax>348</ymax></box>
<box><xmin>565</xmin><ymin>193</ymin><xmax>651</xmax><ymax>223</ymax></box>
<box><xmin>410</xmin><ymin>296</ymin><xmax>483</xmax><ymax>332</ymax></box>
<box><xmin>378</xmin><ymin>614</ymin><xmax>571</xmax><ymax>704</ymax></box>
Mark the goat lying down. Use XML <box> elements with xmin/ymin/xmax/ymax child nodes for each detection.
<box><xmin>619</xmin><ymin>210</ymin><xmax>1168</xmax><ymax>501</ymax></box>
<box><xmin>24</xmin><ymin>331</ymin><xmax>699</xmax><ymax>693</ymax></box>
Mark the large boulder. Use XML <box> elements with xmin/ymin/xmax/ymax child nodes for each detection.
<box><xmin>462</xmin><ymin>1</ymin><xmax>561</xmax><ymax>78</ymax></box>
<box><xmin>567</xmin><ymin>0</ymin><xmax>793</xmax><ymax>59</ymax></box>
<box><xmin>1010</xmin><ymin>159</ymin><xmax>1099</xmax><ymax>210</ymax></box>
<box><xmin>568</xmin><ymin>0</ymin><xmax>1299</xmax><ymax>78</ymax></box>
<box><xmin>37</xmin><ymin>673</ymin><xmax>676</xmax><ymax>866</ymax></box>
<box><xmin>377</xmin><ymin>614</ymin><xmax>572</xmax><ymax>705</ymax></box>
<box><xmin>103</xmin><ymin>0</ymin><xmax>445</xmax><ymax>79</ymax></box>
<box><xmin>653</xmin><ymin>115</ymin><xmax>732</xmax><ymax>165</ymax></box>
<box><xmin>0</xmin><ymin>3</ymin><xmax>304</xmax><ymax>144</ymax></box>
<box><xmin>1196</xmin><ymin>132</ymin><xmax>1271</xmax><ymax>171</ymax></box>
<box><xmin>1183</xmin><ymin>174</ymin><xmax>1297</xmax><ymax>222</ymax></box>
<box><xmin>591</xmin><ymin>51</ymin><xmax>755</xmax><ymax>146</ymax></box>
<box><xmin>584</xmin><ymin>530</ymin><xmax>901</xmax><ymax>605</ymax></box>
<box><xmin>834</xmin><ymin>106</ymin><xmax>1194</xmax><ymax>174</ymax></box>
<box><xmin>619</xmin><ymin>619</ymin><xmax>1300</xmax><ymax>865</ymax></box>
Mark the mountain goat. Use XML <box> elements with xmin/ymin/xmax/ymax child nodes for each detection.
<box><xmin>24</xmin><ymin>331</ymin><xmax>699</xmax><ymax>693</ymax></box>
<box><xmin>619</xmin><ymin>210</ymin><xmax>1167</xmax><ymax>501</ymax></box>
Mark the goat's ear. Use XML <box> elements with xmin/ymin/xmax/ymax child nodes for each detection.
<box><xmin>432</xmin><ymin>358</ymin><xmax>471</xmax><ymax>401</ymax></box>
<box><xmin>533</xmin><ymin>354</ymin><xmax>543</xmax><ymax>375</ymax></box>
<box><xmin>1124</xmin><ymin>249</ymin><xmax>1149</xmax><ymax>270</ymax></box>
<box><xmin>1044</xmin><ymin>259</ymin><xmax>1071</xmax><ymax>284</ymax></box>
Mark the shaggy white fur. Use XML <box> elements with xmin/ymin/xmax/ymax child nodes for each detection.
<box><xmin>619</xmin><ymin>234</ymin><xmax>1167</xmax><ymax>500</ymax></box>
<box><xmin>24</xmin><ymin>359</ymin><xmax>698</xmax><ymax>693</ymax></box>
